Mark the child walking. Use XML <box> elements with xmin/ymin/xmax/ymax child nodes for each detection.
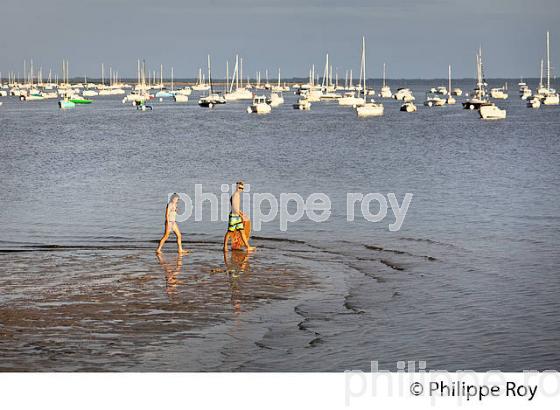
<box><xmin>156</xmin><ymin>193</ymin><xmax>188</xmax><ymax>255</ymax></box>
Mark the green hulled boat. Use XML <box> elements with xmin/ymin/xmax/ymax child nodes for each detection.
<box><xmin>69</xmin><ymin>98</ymin><xmax>93</xmax><ymax>104</ymax></box>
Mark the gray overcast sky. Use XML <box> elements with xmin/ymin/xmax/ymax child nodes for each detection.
<box><xmin>1</xmin><ymin>0</ymin><xmax>559</xmax><ymax>79</ymax></box>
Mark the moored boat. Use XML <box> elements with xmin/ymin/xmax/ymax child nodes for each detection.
<box><xmin>247</xmin><ymin>95</ymin><xmax>271</xmax><ymax>114</ymax></box>
<box><xmin>479</xmin><ymin>102</ymin><xmax>506</xmax><ymax>119</ymax></box>
<box><xmin>400</xmin><ymin>101</ymin><xmax>417</xmax><ymax>112</ymax></box>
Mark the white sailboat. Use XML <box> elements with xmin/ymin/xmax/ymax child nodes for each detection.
<box><xmin>540</xmin><ymin>31</ymin><xmax>559</xmax><ymax>105</ymax></box>
<box><xmin>124</xmin><ymin>60</ymin><xmax>152</xmax><ymax>104</ymax></box>
<box><xmin>192</xmin><ymin>68</ymin><xmax>211</xmax><ymax>91</ymax></box>
<box><xmin>320</xmin><ymin>55</ymin><xmax>341</xmax><ymax>100</ymax></box>
<box><xmin>155</xmin><ymin>65</ymin><xmax>173</xmax><ymax>98</ymax></box>
<box><xmin>446</xmin><ymin>65</ymin><xmax>456</xmax><ymax>104</ymax></box>
<box><xmin>267</xmin><ymin>72</ymin><xmax>284</xmax><ymax>107</ymax></box>
<box><xmin>198</xmin><ymin>55</ymin><xmax>226</xmax><ymax>107</ymax></box>
<box><xmin>355</xmin><ymin>37</ymin><xmax>384</xmax><ymax>117</ymax></box>
<box><xmin>463</xmin><ymin>49</ymin><xmax>490</xmax><ymax>110</ymax></box>
<box><xmin>224</xmin><ymin>56</ymin><xmax>253</xmax><ymax>101</ymax></box>
<box><xmin>380</xmin><ymin>63</ymin><xmax>392</xmax><ymax>98</ymax></box>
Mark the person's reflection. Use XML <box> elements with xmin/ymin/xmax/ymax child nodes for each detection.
<box><xmin>223</xmin><ymin>249</ymin><xmax>251</xmax><ymax>314</ymax></box>
<box><xmin>156</xmin><ymin>253</ymin><xmax>183</xmax><ymax>299</ymax></box>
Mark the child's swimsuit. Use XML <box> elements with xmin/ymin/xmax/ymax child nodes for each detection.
<box><xmin>168</xmin><ymin>204</ymin><xmax>177</xmax><ymax>228</ymax></box>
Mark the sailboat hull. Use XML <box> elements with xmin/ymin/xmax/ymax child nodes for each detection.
<box><xmin>356</xmin><ymin>103</ymin><xmax>384</xmax><ymax>117</ymax></box>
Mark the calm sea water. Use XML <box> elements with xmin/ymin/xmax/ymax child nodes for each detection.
<box><xmin>1</xmin><ymin>79</ymin><xmax>559</xmax><ymax>371</ymax></box>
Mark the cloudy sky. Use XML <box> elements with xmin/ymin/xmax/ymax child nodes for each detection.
<box><xmin>1</xmin><ymin>0</ymin><xmax>558</xmax><ymax>79</ymax></box>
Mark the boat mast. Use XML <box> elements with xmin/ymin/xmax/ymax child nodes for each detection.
<box><xmin>540</xmin><ymin>59</ymin><xmax>544</xmax><ymax>89</ymax></box>
<box><xmin>240</xmin><ymin>57</ymin><xmax>243</xmax><ymax>88</ymax></box>
<box><xmin>208</xmin><ymin>55</ymin><xmax>213</xmax><ymax>95</ymax></box>
<box><xmin>322</xmin><ymin>54</ymin><xmax>328</xmax><ymax>89</ymax></box>
<box><xmin>137</xmin><ymin>60</ymin><xmax>140</xmax><ymax>89</ymax></box>
<box><xmin>226</xmin><ymin>60</ymin><xmax>229</xmax><ymax>94</ymax></box>
<box><xmin>546</xmin><ymin>31</ymin><xmax>551</xmax><ymax>90</ymax></box>
<box><xmin>362</xmin><ymin>36</ymin><xmax>366</xmax><ymax>99</ymax></box>
<box><xmin>448</xmin><ymin>64</ymin><xmax>452</xmax><ymax>94</ymax></box>
<box><xmin>236</xmin><ymin>55</ymin><xmax>239</xmax><ymax>90</ymax></box>
<box><xmin>383</xmin><ymin>63</ymin><xmax>386</xmax><ymax>88</ymax></box>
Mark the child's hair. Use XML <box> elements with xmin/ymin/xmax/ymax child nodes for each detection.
<box><xmin>169</xmin><ymin>193</ymin><xmax>180</xmax><ymax>202</ymax></box>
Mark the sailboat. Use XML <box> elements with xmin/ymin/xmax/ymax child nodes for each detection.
<box><xmin>355</xmin><ymin>37</ymin><xmax>384</xmax><ymax>117</ymax></box>
<box><xmin>192</xmin><ymin>68</ymin><xmax>211</xmax><ymax>91</ymax></box>
<box><xmin>170</xmin><ymin>68</ymin><xmax>188</xmax><ymax>103</ymax></box>
<box><xmin>271</xmin><ymin>68</ymin><xmax>284</xmax><ymax>92</ymax></box>
<box><xmin>320</xmin><ymin>54</ymin><xmax>341</xmax><ymax>100</ymax></box>
<box><xmin>463</xmin><ymin>49</ymin><xmax>506</xmax><ymax>118</ymax></box>
<box><xmin>539</xmin><ymin>31</ymin><xmax>559</xmax><ymax>105</ymax></box>
<box><xmin>446</xmin><ymin>65</ymin><xmax>456</xmax><ymax>104</ymax></box>
<box><xmin>198</xmin><ymin>55</ymin><xmax>226</xmax><ymax>107</ymax></box>
<box><xmin>224</xmin><ymin>56</ymin><xmax>253</xmax><ymax>101</ymax></box>
<box><xmin>124</xmin><ymin>60</ymin><xmax>152</xmax><ymax>104</ymax></box>
<box><xmin>527</xmin><ymin>61</ymin><xmax>543</xmax><ymax>108</ymax></box>
<box><xmin>380</xmin><ymin>63</ymin><xmax>392</xmax><ymax>98</ymax></box>
<box><xmin>155</xmin><ymin>65</ymin><xmax>173</xmax><ymax>98</ymax></box>
<box><xmin>463</xmin><ymin>49</ymin><xmax>489</xmax><ymax>109</ymax></box>
<box><xmin>267</xmin><ymin>68</ymin><xmax>285</xmax><ymax>106</ymax></box>
<box><xmin>338</xmin><ymin>53</ymin><xmax>364</xmax><ymax>106</ymax></box>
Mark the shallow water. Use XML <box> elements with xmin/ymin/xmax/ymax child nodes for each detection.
<box><xmin>1</xmin><ymin>79</ymin><xmax>559</xmax><ymax>371</ymax></box>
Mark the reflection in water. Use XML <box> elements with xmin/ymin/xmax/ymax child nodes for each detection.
<box><xmin>156</xmin><ymin>253</ymin><xmax>184</xmax><ymax>299</ymax></box>
<box><xmin>0</xmin><ymin>247</ymin><xmax>317</xmax><ymax>371</ymax></box>
<box><xmin>223</xmin><ymin>249</ymin><xmax>251</xmax><ymax>314</ymax></box>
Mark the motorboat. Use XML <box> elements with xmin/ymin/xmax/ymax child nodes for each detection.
<box><xmin>58</xmin><ymin>98</ymin><xmax>75</xmax><ymax>109</ymax></box>
<box><xmin>490</xmin><ymin>85</ymin><xmax>508</xmax><ymax>99</ymax></box>
<box><xmin>267</xmin><ymin>92</ymin><xmax>284</xmax><ymax>107</ymax></box>
<box><xmin>527</xmin><ymin>95</ymin><xmax>541</xmax><ymax>108</ymax></box>
<box><xmin>393</xmin><ymin>88</ymin><xmax>414</xmax><ymax>101</ymax></box>
<box><xmin>293</xmin><ymin>97</ymin><xmax>311</xmax><ymax>110</ymax></box>
<box><xmin>174</xmin><ymin>94</ymin><xmax>189</xmax><ymax>103</ymax></box>
<box><xmin>424</xmin><ymin>92</ymin><xmax>446</xmax><ymax>107</ymax></box>
<box><xmin>479</xmin><ymin>102</ymin><xmax>506</xmax><ymax>119</ymax></box>
<box><xmin>400</xmin><ymin>101</ymin><xmax>417</xmax><ymax>112</ymax></box>
<box><xmin>247</xmin><ymin>95</ymin><xmax>272</xmax><ymax>114</ymax></box>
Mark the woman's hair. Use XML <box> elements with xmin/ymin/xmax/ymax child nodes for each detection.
<box><xmin>169</xmin><ymin>193</ymin><xmax>180</xmax><ymax>202</ymax></box>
